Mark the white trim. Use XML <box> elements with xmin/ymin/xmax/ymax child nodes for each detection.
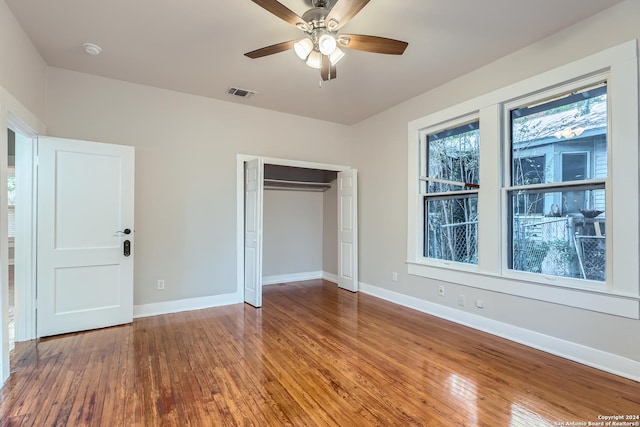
<box><xmin>134</xmin><ymin>272</ymin><xmax>338</xmax><ymax>318</ymax></box>
<box><xmin>322</xmin><ymin>271</ymin><xmax>339</xmax><ymax>284</ymax></box>
<box><xmin>359</xmin><ymin>281</ymin><xmax>640</xmax><ymax>383</ymax></box>
<box><xmin>263</xmin><ymin>271</ymin><xmax>324</xmax><ymax>285</ymax></box>
<box><xmin>133</xmin><ymin>292</ymin><xmax>242</xmax><ymax>318</ymax></box>
<box><xmin>261</xmin><ymin>156</ymin><xmax>349</xmax><ymax>172</ymax></box>
<box><xmin>0</xmin><ymin>88</ymin><xmax>45</xmax><ymax>385</ymax></box>
<box><xmin>13</xmin><ymin>133</ymin><xmax>37</xmax><ymax>341</ymax></box>
<box><xmin>236</xmin><ymin>154</ymin><xmax>352</xmax><ymax>305</ymax></box>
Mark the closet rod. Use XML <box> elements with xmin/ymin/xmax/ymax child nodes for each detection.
<box><xmin>263</xmin><ymin>178</ymin><xmax>332</xmax><ymax>192</ymax></box>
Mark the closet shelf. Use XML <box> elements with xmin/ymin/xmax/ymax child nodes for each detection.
<box><xmin>264</xmin><ymin>179</ymin><xmax>332</xmax><ymax>192</ymax></box>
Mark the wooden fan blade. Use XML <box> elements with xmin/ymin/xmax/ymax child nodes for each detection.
<box><xmin>337</xmin><ymin>34</ymin><xmax>408</xmax><ymax>55</ymax></box>
<box><xmin>320</xmin><ymin>55</ymin><xmax>337</xmax><ymax>81</ymax></box>
<box><xmin>325</xmin><ymin>0</ymin><xmax>371</xmax><ymax>31</ymax></box>
<box><xmin>244</xmin><ymin>40</ymin><xmax>298</xmax><ymax>59</ymax></box>
<box><xmin>251</xmin><ymin>0</ymin><xmax>309</xmax><ymax>30</ymax></box>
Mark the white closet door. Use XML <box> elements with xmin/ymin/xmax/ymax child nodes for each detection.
<box><xmin>244</xmin><ymin>158</ymin><xmax>264</xmax><ymax>307</ymax></box>
<box><xmin>37</xmin><ymin>136</ymin><xmax>135</xmax><ymax>337</ymax></box>
<box><xmin>338</xmin><ymin>169</ymin><xmax>358</xmax><ymax>292</ymax></box>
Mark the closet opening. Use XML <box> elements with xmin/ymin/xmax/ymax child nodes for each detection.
<box><xmin>263</xmin><ymin>164</ymin><xmax>337</xmax><ymax>287</ymax></box>
<box><xmin>238</xmin><ymin>155</ymin><xmax>358</xmax><ymax>308</ymax></box>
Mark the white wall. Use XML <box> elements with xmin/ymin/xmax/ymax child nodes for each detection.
<box><xmin>263</xmin><ymin>189</ymin><xmax>323</xmax><ymax>278</ymax></box>
<box><xmin>0</xmin><ymin>0</ymin><xmax>47</xmax><ymax>120</ymax></box>
<box><xmin>350</xmin><ymin>0</ymin><xmax>640</xmax><ymax>369</ymax></box>
<box><xmin>44</xmin><ymin>67</ymin><xmax>351</xmax><ymax>306</ymax></box>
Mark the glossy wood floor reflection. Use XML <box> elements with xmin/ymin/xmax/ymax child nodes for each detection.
<box><xmin>1</xmin><ymin>280</ymin><xmax>639</xmax><ymax>426</ymax></box>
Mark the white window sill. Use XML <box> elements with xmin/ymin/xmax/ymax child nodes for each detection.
<box><xmin>406</xmin><ymin>261</ymin><xmax>640</xmax><ymax>319</ymax></box>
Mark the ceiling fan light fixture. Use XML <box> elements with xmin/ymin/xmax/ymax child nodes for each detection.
<box><xmin>329</xmin><ymin>47</ymin><xmax>345</xmax><ymax>65</ymax></box>
<box><xmin>294</xmin><ymin>38</ymin><xmax>314</xmax><ymax>60</ymax></box>
<box><xmin>306</xmin><ymin>50</ymin><xmax>322</xmax><ymax>69</ymax></box>
<box><xmin>318</xmin><ymin>34</ymin><xmax>337</xmax><ymax>56</ymax></box>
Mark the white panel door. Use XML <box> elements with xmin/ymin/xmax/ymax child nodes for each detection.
<box><xmin>338</xmin><ymin>169</ymin><xmax>358</xmax><ymax>292</ymax></box>
<box><xmin>244</xmin><ymin>158</ymin><xmax>263</xmax><ymax>307</ymax></box>
<box><xmin>37</xmin><ymin>137</ymin><xmax>135</xmax><ymax>337</ymax></box>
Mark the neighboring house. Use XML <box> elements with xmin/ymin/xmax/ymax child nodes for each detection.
<box><xmin>512</xmin><ymin>86</ymin><xmax>607</xmax><ymax>216</ymax></box>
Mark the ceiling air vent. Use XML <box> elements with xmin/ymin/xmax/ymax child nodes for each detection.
<box><xmin>226</xmin><ymin>87</ymin><xmax>256</xmax><ymax>98</ymax></box>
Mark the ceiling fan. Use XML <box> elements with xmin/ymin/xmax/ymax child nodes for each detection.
<box><xmin>244</xmin><ymin>0</ymin><xmax>408</xmax><ymax>81</ymax></box>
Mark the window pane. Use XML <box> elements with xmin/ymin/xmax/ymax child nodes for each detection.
<box><xmin>427</xmin><ymin>121</ymin><xmax>479</xmax><ymax>193</ymax></box>
<box><xmin>510</xmin><ymin>188</ymin><xmax>605</xmax><ymax>281</ymax></box>
<box><xmin>513</xmin><ymin>155</ymin><xmax>545</xmax><ymax>214</ymax></box>
<box><xmin>425</xmin><ymin>196</ymin><xmax>478</xmax><ymax>264</ymax></box>
<box><xmin>8</xmin><ymin>175</ymin><xmax>15</xmax><ymax>206</ymax></box>
<box><xmin>511</xmin><ymin>84</ymin><xmax>607</xmax><ymax>186</ymax></box>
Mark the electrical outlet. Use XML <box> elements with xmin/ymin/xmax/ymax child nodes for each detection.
<box><xmin>458</xmin><ymin>295</ymin><xmax>465</xmax><ymax>307</ymax></box>
<box><xmin>438</xmin><ymin>285</ymin><xmax>445</xmax><ymax>296</ymax></box>
<box><xmin>476</xmin><ymin>299</ymin><xmax>484</xmax><ymax>309</ymax></box>
<box><xmin>392</xmin><ymin>272</ymin><xmax>398</xmax><ymax>282</ymax></box>
<box><xmin>157</xmin><ymin>279</ymin><xmax>165</xmax><ymax>290</ymax></box>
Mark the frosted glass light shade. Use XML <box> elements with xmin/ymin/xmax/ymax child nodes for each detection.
<box><xmin>318</xmin><ymin>34</ymin><xmax>337</xmax><ymax>56</ymax></box>
<box><xmin>294</xmin><ymin>38</ymin><xmax>313</xmax><ymax>60</ymax></box>
<box><xmin>329</xmin><ymin>47</ymin><xmax>345</xmax><ymax>65</ymax></box>
<box><xmin>306</xmin><ymin>51</ymin><xmax>322</xmax><ymax>69</ymax></box>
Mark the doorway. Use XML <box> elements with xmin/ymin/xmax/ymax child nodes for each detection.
<box><xmin>237</xmin><ymin>155</ymin><xmax>358</xmax><ymax>307</ymax></box>
<box><xmin>6</xmin><ymin>128</ymin><xmax>36</xmax><ymax>347</ymax></box>
<box><xmin>1</xmin><ymin>98</ymin><xmax>45</xmax><ymax>384</ymax></box>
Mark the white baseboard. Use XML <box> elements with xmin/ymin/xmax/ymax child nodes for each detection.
<box><xmin>262</xmin><ymin>271</ymin><xmax>323</xmax><ymax>285</ymax></box>
<box><xmin>322</xmin><ymin>271</ymin><xmax>339</xmax><ymax>284</ymax></box>
<box><xmin>359</xmin><ymin>281</ymin><xmax>640</xmax><ymax>383</ymax></box>
<box><xmin>134</xmin><ymin>272</ymin><xmax>337</xmax><ymax>318</ymax></box>
<box><xmin>134</xmin><ymin>292</ymin><xmax>241</xmax><ymax>318</ymax></box>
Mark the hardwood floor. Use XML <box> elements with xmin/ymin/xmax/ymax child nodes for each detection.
<box><xmin>1</xmin><ymin>280</ymin><xmax>638</xmax><ymax>426</ymax></box>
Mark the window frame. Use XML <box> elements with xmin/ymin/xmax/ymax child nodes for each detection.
<box><xmin>502</xmin><ymin>76</ymin><xmax>609</xmax><ymax>289</ymax></box>
<box><xmin>407</xmin><ymin>40</ymin><xmax>639</xmax><ymax>319</ymax></box>
<box><xmin>418</xmin><ymin>115</ymin><xmax>480</xmax><ymax>268</ymax></box>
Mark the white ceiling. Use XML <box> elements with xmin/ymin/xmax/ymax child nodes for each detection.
<box><xmin>6</xmin><ymin>0</ymin><xmax>624</xmax><ymax>125</ymax></box>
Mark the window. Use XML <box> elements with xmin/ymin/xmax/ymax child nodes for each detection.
<box><xmin>508</xmin><ymin>84</ymin><xmax>607</xmax><ymax>282</ymax></box>
<box><xmin>513</xmin><ymin>155</ymin><xmax>546</xmax><ymax>214</ymax></box>
<box><xmin>407</xmin><ymin>40</ymin><xmax>639</xmax><ymax>317</ymax></box>
<box><xmin>421</xmin><ymin>120</ymin><xmax>479</xmax><ymax>264</ymax></box>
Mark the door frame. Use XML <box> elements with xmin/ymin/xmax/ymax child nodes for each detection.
<box><xmin>235</xmin><ymin>155</ymin><xmax>352</xmax><ymax>303</ymax></box>
<box><xmin>0</xmin><ymin>88</ymin><xmax>45</xmax><ymax>385</ymax></box>
<box><xmin>12</xmin><ymin>129</ymin><xmax>37</xmax><ymax>342</ymax></box>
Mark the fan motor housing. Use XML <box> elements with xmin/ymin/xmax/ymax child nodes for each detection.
<box><xmin>310</xmin><ymin>0</ymin><xmax>334</xmax><ymax>9</ymax></box>
<box><xmin>302</xmin><ymin>7</ymin><xmax>330</xmax><ymax>30</ymax></box>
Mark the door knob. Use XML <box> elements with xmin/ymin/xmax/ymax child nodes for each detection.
<box><xmin>114</xmin><ymin>228</ymin><xmax>132</xmax><ymax>236</ymax></box>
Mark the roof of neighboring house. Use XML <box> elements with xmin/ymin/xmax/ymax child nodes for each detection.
<box><xmin>512</xmin><ymin>93</ymin><xmax>607</xmax><ymax>144</ymax></box>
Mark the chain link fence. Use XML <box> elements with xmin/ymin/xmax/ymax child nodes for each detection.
<box><xmin>428</xmin><ymin>221</ymin><xmax>478</xmax><ymax>264</ymax></box>
<box><xmin>513</xmin><ymin>216</ymin><xmax>605</xmax><ymax>281</ymax></box>
<box><xmin>513</xmin><ymin>216</ymin><xmax>574</xmax><ymax>275</ymax></box>
<box><xmin>575</xmin><ymin>235</ymin><xmax>606</xmax><ymax>281</ymax></box>
<box><xmin>428</xmin><ymin>215</ymin><xmax>605</xmax><ymax>280</ymax></box>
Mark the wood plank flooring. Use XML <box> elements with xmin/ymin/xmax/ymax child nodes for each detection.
<box><xmin>1</xmin><ymin>280</ymin><xmax>639</xmax><ymax>426</ymax></box>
